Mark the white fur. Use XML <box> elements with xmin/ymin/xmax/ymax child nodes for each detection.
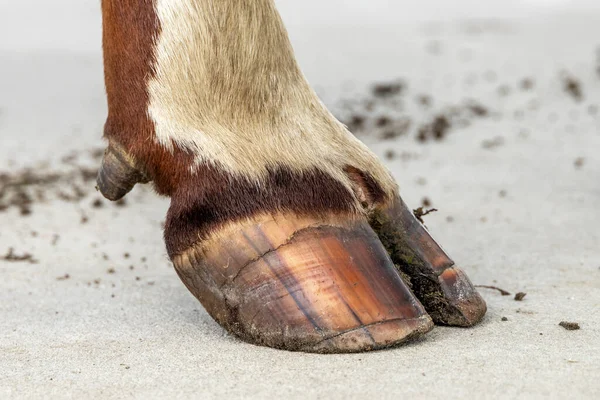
<box><xmin>148</xmin><ymin>0</ymin><xmax>398</xmax><ymax>201</ymax></box>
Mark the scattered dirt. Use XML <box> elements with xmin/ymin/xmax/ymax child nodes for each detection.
<box><xmin>574</xmin><ymin>157</ymin><xmax>585</xmax><ymax>169</ymax></box>
<box><xmin>338</xmin><ymin>83</ymin><xmax>490</xmax><ymax>143</ymax></box>
<box><xmin>0</xmin><ymin>151</ymin><xmax>101</xmax><ymax>215</ymax></box>
<box><xmin>421</xmin><ymin>197</ymin><xmax>432</xmax><ymax>207</ymax></box>
<box><xmin>1</xmin><ymin>248</ymin><xmax>37</xmax><ymax>264</ymax></box>
<box><xmin>475</xmin><ymin>285</ymin><xmax>511</xmax><ymax>296</ymax></box>
<box><xmin>501</xmin><ymin>317</ymin><xmax>508</xmax><ymax>321</ymax></box>
<box><xmin>559</xmin><ymin>321</ymin><xmax>581</xmax><ymax>331</ymax></box>
<box><xmin>56</xmin><ymin>273</ymin><xmax>70</xmax><ymax>281</ymax></box>
<box><xmin>413</xmin><ymin>207</ymin><xmax>438</xmax><ymax>223</ymax></box>
<box><xmin>514</xmin><ymin>292</ymin><xmax>527</xmax><ymax>301</ymax></box>
<box><xmin>107</xmin><ymin>268</ymin><xmax>116</xmax><ymax>274</ymax></box>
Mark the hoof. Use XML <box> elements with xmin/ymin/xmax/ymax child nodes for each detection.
<box><xmin>172</xmin><ymin>214</ymin><xmax>434</xmax><ymax>353</ymax></box>
<box><xmin>370</xmin><ymin>197</ymin><xmax>487</xmax><ymax>327</ymax></box>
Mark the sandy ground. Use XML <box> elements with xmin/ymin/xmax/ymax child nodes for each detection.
<box><xmin>1</xmin><ymin>0</ymin><xmax>599</xmax><ymax>398</ymax></box>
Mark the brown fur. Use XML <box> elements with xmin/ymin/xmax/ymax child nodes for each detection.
<box><xmin>101</xmin><ymin>0</ymin><xmax>394</xmax><ymax>256</ymax></box>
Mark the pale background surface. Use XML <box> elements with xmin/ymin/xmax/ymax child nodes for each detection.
<box><xmin>0</xmin><ymin>0</ymin><xmax>599</xmax><ymax>399</ymax></box>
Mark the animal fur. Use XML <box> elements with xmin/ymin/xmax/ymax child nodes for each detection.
<box><xmin>101</xmin><ymin>0</ymin><xmax>399</xmax><ymax>256</ymax></box>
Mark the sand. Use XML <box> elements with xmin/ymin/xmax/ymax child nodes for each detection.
<box><xmin>1</xmin><ymin>0</ymin><xmax>599</xmax><ymax>398</ymax></box>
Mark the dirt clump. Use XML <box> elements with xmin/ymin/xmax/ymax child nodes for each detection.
<box><xmin>56</xmin><ymin>273</ymin><xmax>70</xmax><ymax>281</ymax></box>
<box><xmin>559</xmin><ymin>321</ymin><xmax>580</xmax><ymax>331</ymax></box>
<box><xmin>514</xmin><ymin>292</ymin><xmax>527</xmax><ymax>301</ymax></box>
<box><xmin>561</xmin><ymin>73</ymin><xmax>584</xmax><ymax>102</ymax></box>
<box><xmin>412</xmin><ymin>207</ymin><xmax>438</xmax><ymax>224</ymax></box>
<box><xmin>372</xmin><ymin>81</ymin><xmax>405</xmax><ymax>98</ymax></box>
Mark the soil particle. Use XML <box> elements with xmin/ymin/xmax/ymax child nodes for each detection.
<box><xmin>501</xmin><ymin>317</ymin><xmax>508</xmax><ymax>321</ymax></box>
<box><xmin>417</xmin><ymin>95</ymin><xmax>432</xmax><ymax>107</ymax></box>
<box><xmin>115</xmin><ymin>198</ymin><xmax>127</xmax><ymax>207</ymax></box>
<box><xmin>574</xmin><ymin>157</ymin><xmax>585</xmax><ymax>169</ymax></box>
<box><xmin>562</xmin><ymin>73</ymin><xmax>584</xmax><ymax>102</ymax></box>
<box><xmin>1</xmin><ymin>248</ymin><xmax>37</xmax><ymax>264</ymax></box>
<box><xmin>412</xmin><ymin>207</ymin><xmax>438</xmax><ymax>224</ymax></box>
<box><xmin>56</xmin><ymin>273</ymin><xmax>70</xmax><ymax>281</ymax></box>
<box><xmin>376</xmin><ymin>116</ymin><xmax>392</xmax><ymax>127</ymax></box>
<box><xmin>372</xmin><ymin>81</ymin><xmax>405</xmax><ymax>98</ymax></box>
<box><xmin>384</xmin><ymin>150</ymin><xmax>396</xmax><ymax>160</ymax></box>
<box><xmin>467</xmin><ymin>102</ymin><xmax>489</xmax><ymax>117</ymax></box>
<box><xmin>514</xmin><ymin>292</ymin><xmax>527</xmax><ymax>301</ymax></box>
<box><xmin>107</xmin><ymin>268</ymin><xmax>116</xmax><ymax>274</ymax></box>
<box><xmin>348</xmin><ymin>115</ymin><xmax>366</xmax><ymax>131</ymax></box>
<box><xmin>92</xmin><ymin>198</ymin><xmax>103</xmax><ymax>208</ymax></box>
<box><xmin>559</xmin><ymin>321</ymin><xmax>580</xmax><ymax>331</ymax></box>
<box><xmin>520</xmin><ymin>78</ymin><xmax>534</xmax><ymax>91</ymax></box>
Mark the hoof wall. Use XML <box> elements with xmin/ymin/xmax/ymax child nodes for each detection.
<box><xmin>173</xmin><ymin>214</ymin><xmax>434</xmax><ymax>353</ymax></box>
